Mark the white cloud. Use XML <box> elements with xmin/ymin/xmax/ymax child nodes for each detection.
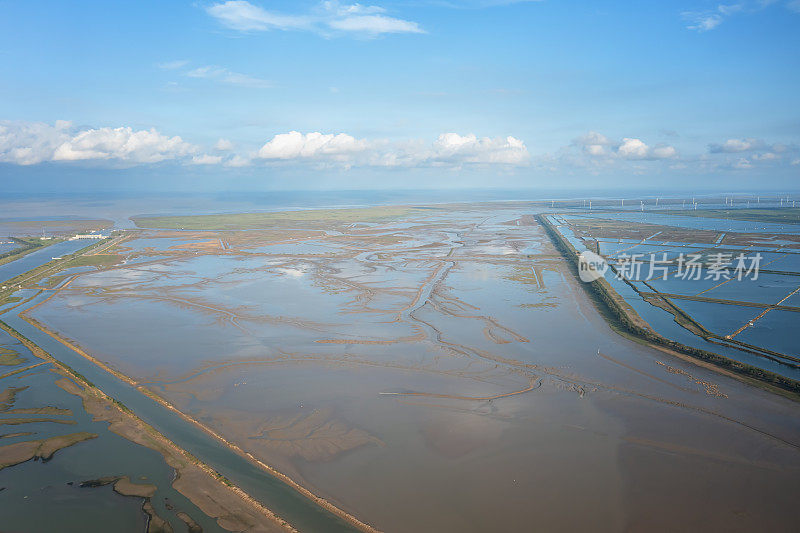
<box><xmin>708</xmin><ymin>138</ymin><xmax>764</xmax><ymax>153</ymax></box>
<box><xmin>684</xmin><ymin>13</ymin><xmax>723</xmax><ymax>31</ymax></box>
<box><xmin>651</xmin><ymin>145</ymin><xmax>677</xmax><ymax>159</ymax></box>
<box><xmin>576</xmin><ymin>131</ymin><xmax>612</xmax><ymax>157</ymax></box>
<box><xmin>752</xmin><ymin>152</ymin><xmax>777</xmax><ymax>160</ymax></box>
<box><xmin>328</xmin><ymin>14</ymin><xmax>424</xmax><ymax>34</ymax></box>
<box><xmin>573</xmin><ymin>133</ymin><xmax>677</xmax><ymax>161</ymax></box>
<box><xmin>707</xmin><ymin>137</ymin><xmax>799</xmax><ymax>161</ymax></box>
<box><xmin>252</xmin><ymin>131</ymin><xmax>528</xmax><ymax>167</ymax></box>
<box><xmin>616</xmin><ymin>138</ymin><xmax>676</xmax><ymax>160</ymax></box>
<box><xmin>206</xmin><ymin>1</ymin><xmax>424</xmax><ymax>37</ymax></box>
<box><xmin>682</xmin><ymin>1</ymin><xmax>800</xmax><ymax>32</ymax></box>
<box><xmin>577</xmin><ymin>131</ymin><xmax>612</xmax><ymax>146</ymax></box>
<box><xmin>700</xmin><ymin>135</ymin><xmax>800</xmax><ymax>171</ymax></box>
<box><xmin>157</xmin><ymin>59</ymin><xmax>189</xmax><ymax>70</ymax></box>
<box><xmin>225</xmin><ymin>154</ymin><xmax>252</xmax><ymax>167</ymax></box>
<box><xmin>0</xmin><ymin>121</ymin><xmax>529</xmax><ymax>171</ymax></box>
<box><xmin>191</xmin><ymin>154</ymin><xmax>224</xmax><ymax>165</ymax></box>
<box><xmin>374</xmin><ymin>133</ymin><xmax>529</xmax><ymax>167</ymax></box>
<box><xmin>186</xmin><ymin>65</ymin><xmax>271</xmax><ymax>88</ymax></box>
<box><xmin>206</xmin><ymin>1</ymin><xmax>310</xmax><ymax>31</ymax></box>
<box><xmin>427</xmin><ymin>133</ymin><xmax>529</xmax><ymax>165</ymax></box>
<box><xmin>215</xmin><ymin>138</ymin><xmax>234</xmax><ymax>151</ymax></box>
<box><xmin>257</xmin><ymin>131</ymin><xmax>368</xmax><ymax>160</ymax></box>
<box><xmin>53</xmin><ymin>127</ymin><xmax>195</xmax><ymax>163</ymax></box>
<box><xmin>0</xmin><ymin>121</ymin><xmax>195</xmax><ymax>166</ymax></box>
<box><xmin>584</xmin><ymin>144</ymin><xmax>605</xmax><ymax>156</ymax></box>
<box><xmin>0</xmin><ymin>120</ymin><xmax>72</xmax><ymax>165</ymax></box>
<box><xmin>617</xmin><ymin>138</ymin><xmax>650</xmax><ymax>159</ymax></box>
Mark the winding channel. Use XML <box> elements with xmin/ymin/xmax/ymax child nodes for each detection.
<box><xmin>1</xmin><ymin>282</ymin><xmax>362</xmax><ymax>533</ymax></box>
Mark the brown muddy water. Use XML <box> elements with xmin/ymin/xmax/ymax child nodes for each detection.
<box><xmin>28</xmin><ymin>206</ymin><xmax>800</xmax><ymax>532</ymax></box>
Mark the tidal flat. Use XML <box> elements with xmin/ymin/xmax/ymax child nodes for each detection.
<box><xmin>0</xmin><ymin>326</ymin><xmax>227</xmax><ymax>533</ymax></box>
<box><xmin>24</xmin><ymin>204</ymin><xmax>800</xmax><ymax>531</ymax></box>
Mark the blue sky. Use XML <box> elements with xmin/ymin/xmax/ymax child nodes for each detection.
<box><xmin>0</xmin><ymin>0</ymin><xmax>798</xmax><ymax>191</ymax></box>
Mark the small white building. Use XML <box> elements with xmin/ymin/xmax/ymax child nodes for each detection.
<box><xmin>69</xmin><ymin>234</ymin><xmax>108</xmax><ymax>240</ymax></box>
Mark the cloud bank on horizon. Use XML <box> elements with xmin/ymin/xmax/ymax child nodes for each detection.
<box><xmin>4</xmin><ymin>120</ymin><xmax>796</xmax><ymax>178</ymax></box>
<box><xmin>0</xmin><ymin>120</ymin><xmax>530</xmax><ymax>169</ymax></box>
<box><xmin>0</xmin><ymin>0</ymin><xmax>798</xmax><ymax>188</ymax></box>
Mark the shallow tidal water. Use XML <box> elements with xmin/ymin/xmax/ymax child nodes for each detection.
<box><xmin>16</xmin><ymin>205</ymin><xmax>799</xmax><ymax>532</ymax></box>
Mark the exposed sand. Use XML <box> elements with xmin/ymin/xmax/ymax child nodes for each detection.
<box><xmin>54</xmin><ymin>376</ymin><xmax>294</xmax><ymax>533</ymax></box>
<box><xmin>0</xmin><ymin>432</ymin><xmax>97</xmax><ymax>469</ymax></box>
<box><xmin>12</xmin><ymin>205</ymin><xmax>800</xmax><ymax>532</ymax></box>
<box><xmin>0</xmin><ymin>320</ymin><xmax>294</xmax><ymax>533</ymax></box>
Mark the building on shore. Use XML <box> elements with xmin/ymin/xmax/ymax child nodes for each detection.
<box><xmin>69</xmin><ymin>234</ymin><xmax>107</xmax><ymax>240</ymax></box>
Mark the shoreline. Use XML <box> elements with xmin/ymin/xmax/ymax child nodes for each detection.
<box><xmin>0</xmin><ymin>318</ymin><xmax>297</xmax><ymax>533</ymax></box>
<box><xmin>11</xmin><ymin>275</ymin><xmax>381</xmax><ymax>533</ymax></box>
<box><xmin>537</xmin><ymin>214</ymin><xmax>800</xmax><ymax>400</ymax></box>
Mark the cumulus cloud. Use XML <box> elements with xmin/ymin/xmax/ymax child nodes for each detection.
<box><xmin>426</xmin><ymin>133</ymin><xmax>529</xmax><ymax>165</ymax></box>
<box><xmin>651</xmin><ymin>145</ymin><xmax>678</xmax><ymax>159</ymax></box>
<box><xmin>572</xmin><ymin>132</ymin><xmax>677</xmax><ymax>161</ymax></box>
<box><xmin>708</xmin><ymin>138</ymin><xmax>765</xmax><ymax>153</ymax></box>
<box><xmin>704</xmin><ymin>136</ymin><xmax>799</xmax><ymax>170</ymax></box>
<box><xmin>225</xmin><ymin>154</ymin><xmax>252</xmax><ymax>167</ymax></box>
<box><xmin>253</xmin><ymin>131</ymin><xmax>529</xmax><ymax>167</ymax></box>
<box><xmin>53</xmin><ymin>127</ymin><xmax>195</xmax><ymax>163</ymax></box>
<box><xmin>191</xmin><ymin>154</ymin><xmax>224</xmax><ymax>165</ymax></box>
<box><xmin>0</xmin><ymin>120</ymin><xmax>73</xmax><ymax>165</ymax></box>
<box><xmin>617</xmin><ymin>138</ymin><xmax>649</xmax><ymax>159</ymax></box>
<box><xmin>614</xmin><ymin>138</ymin><xmax>677</xmax><ymax>160</ymax></box>
<box><xmin>0</xmin><ymin>121</ymin><xmax>196</xmax><ymax>166</ymax></box>
<box><xmin>575</xmin><ymin>131</ymin><xmax>612</xmax><ymax>157</ymax></box>
<box><xmin>206</xmin><ymin>1</ymin><xmax>424</xmax><ymax>37</ymax></box>
<box><xmin>257</xmin><ymin>131</ymin><xmax>368</xmax><ymax>160</ymax></box>
<box><xmin>214</xmin><ymin>138</ymin><xmax>234</xmax><ymax>151</ymax></box>
<box><xmin>1</xmin><ymin>122</ymin><xmax>529</xmax><ymax>169</ymax></box>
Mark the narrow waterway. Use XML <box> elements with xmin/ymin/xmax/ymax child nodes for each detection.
<box><xmin>1</xmin><ymin>291</ymin><xmax>360</xmax><ymax>533</ymax></box>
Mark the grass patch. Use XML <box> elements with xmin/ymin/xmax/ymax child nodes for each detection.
<box><xmin>0</xmin><ymin>347</ymin><xmax>24</xmax><ymax>366</ymax></box>
<box><xmin>65</xmin><ymin>254</ymin><xmax>121</xmax><ymax>268</ymax></box>
<box><xmin>0</xmin><ymin>236</ymin><xmax>119</xmax><ymax>302</ymax></box>
<box><xmin>0</xmin><ymin>237</ymin><xmax>59</xmax><ymax>267</ymax></box>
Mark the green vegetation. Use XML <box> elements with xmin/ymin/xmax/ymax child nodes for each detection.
<box><xmin>667</xmin><ymin>208</ymin><xmax>800</xmax><ymax>224</ymax></box>
<box><xmin>133</xmin><ymin>206</ymin><xmax>433</xmax><ymax>230</ymax></box>
<box><xmin>64</xmin><ymin>254</ymin><xmax>121</xmax><ymax>268</ymax></box>
<box><xmin>0</xmin><ymin>237</ymin><xmax>57</xmax><ymax>267</ymax></box>
<box><xmin>0</xmin><ymin>347</ymin><xmax>24</xmax><ymax>366</ymax></box>
<box><xmin>0</xmin><ymin>235</ymin><xmax>119</xmax><ymax>305</ymax></box>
